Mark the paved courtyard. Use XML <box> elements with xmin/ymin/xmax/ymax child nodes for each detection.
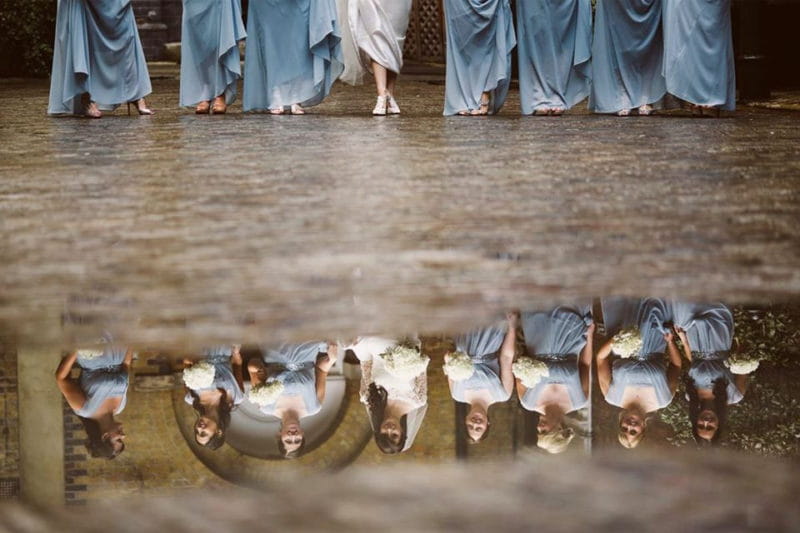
<box><xmin>0</xmin><ymin>73</ymin><xmax>799</xmax><ymax>347</ymax></box>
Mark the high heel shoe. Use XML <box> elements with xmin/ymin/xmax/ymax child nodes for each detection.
<box><xmin>387</xmin><ymin>94</ymin><xmax>401</xmax><ymax>115</ymax></box>
<box><xmin>372</xmin><ymin>94</ymin><xmax>388</xmax><ymax>116</ymax></box>
<box><xmin>196</xmin><ymin>101</ymin><xmax>211</xmax><ymax>114</ymax></box>
<box><xmin>290</xmin><ymin>103</ymin><xmax>305</xmax><ymax>115</ymax></box>
<box><xmin>471</xmin><ymin>95</ymin><xmax>491</xmax><ymax>116</ymax></box>
<box><xmin>210</xmin><ymin>95</ymin><xmax>227</xmax><ymax>115</ymax></box>
<box><xmin>637</xmin><ymin>104</ymin><xmax>654</xmax><ymax>116</ymax></box>
<box><xmin>127</xmin><ymin>98</ymin><xmax>153</xmax><ymax>116</ymax></box>
<box><xmin>81</xmin><ymin>94</ymin><xmax>102</xmax><ymax>119</ymax></box>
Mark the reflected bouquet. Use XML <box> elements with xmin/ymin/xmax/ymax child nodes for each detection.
<box><xmin>182</xmin><ymin>361</ymin><xmax>216</xmax><ymax>390</ymax></box>
<box><xmin>382</xmin><ymin>344</ymin><xmax>430</xmax><ymax>379</ymax></box>
<box><xmin>248</xmin><ymin>380</ymin><xmax>285</xmax><ymax>406</ymax></box>
<box><xmin>512</xmin><ymin>357</ymin><xmax>550</xmax><ymax>388</ymax></box>
<box><xmin>443</xmin><ymin>352</ymin><xmax>475</xmax><ymax>381</ymax></box>
<box><xmin>611</xmin><ymin>328</ymin><xmax>642</xmax><ymax>358</ymax></box>
<box><xmin>724</xmin><ymin>354</ymin><xmax>760</xmax><ymax>375</ymax></box>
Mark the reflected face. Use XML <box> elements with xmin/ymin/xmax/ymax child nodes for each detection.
<box><xmin>195</xmin><ymin>416</ymin><xmax>219</xmax><ymax>445</ymax></box>
<box><xmin>619</xmin><ymin>412</ymin><xmax>644</xmax><ymax>441</ymax></box>
<box><xmin>280</xmin><ymin>422</ymin><xmax>304</xmax><ymax>454</ymax></box>
<box><xmin>697</xmin><ymin>410</ymin><xmax>719</xmax><ymax>441</ymax></box>
<box><xmin>380</xmin><ymin>417</ymin><xmax>403</xmax><ymax>445</ymax></box>
<box><xmin>466</xmin><ymin>410</ymin><xmax>488</xmax><ymax>441</ymax></box>
<box><xmin>105</xmin><ymin>423</ymin><xmax>126</xmax><ymax>453</ymax></box>
<box><xmin>537</xmin><ymin>416</ymin><xmax>559</xmax><ymax>434</ymax></box>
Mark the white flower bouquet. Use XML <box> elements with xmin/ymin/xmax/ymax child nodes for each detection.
<box><xmin>182</xmin><ymin>361</ymin><xmax>216</xmax><ymax>390</ymax></box>
<box><xmin>382</xmin><ymin>345</ymin><xmax>430</xmax><ymax>380</ymax></box>
<box><xmin>611</xmin><ymin>328</ymin><xmax>642</xmax><ymax>359</ymax></box>
<box><xmin>248</xmin><ymin>380</ymin><xmax>285</xmax><ymax>407</ymax></box>
<box><xmin>513</xmin><ymin>357</ymin><xmax>550</xmax><ymax>388</ymax></box>
<box><xmin>724</xmin><ymin>354</ymin><xmax>760</xmax><ymax>375</ymax></box>
<box><xmin>443</xmin><ymin>351</ymin><xmax>475</xmax><ymax>381</ymax></box>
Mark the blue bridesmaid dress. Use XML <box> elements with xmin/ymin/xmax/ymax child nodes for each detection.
<box><xmin>75</xmin><ymin>344</ymin><xmax>129</xmax><ymax>418</ymax></box>
<box><xmin>243</xmin><ymin>0</ymin><xmax>344</xmax><ymax>111</ymax></box>
<box><xmin>663</xmin><ymin>0</ymin><xmax>736</xmax><ymax>110</ymax></box>
<box><xmin>183</xmin><ymin>346</ymin><xmax>245</xmax><ymax>407</ymax></box>
<box><xmin>442</xmin><ymin>0</ymin><xmax>516</xmax><ymax>116</ymax></box>
<box><xmin>257</xmin><ymin>341</ymin><xmax>326</xmax><ymax>418</ymax></box>
<box><xmin>180</xmin><ymin>0</ymin><xmax>247</xmax><ymax>107</ymax></box>
<box><xmin>450</xmin><ymin>325</ymin><xmax>512</xmax><ymax>404</ymax></box>
<box><xmin>48</xmin><ymin>0</ymin><xmax>152</xmax><ymax>115</ymax></box>
<box><xmin>589</xmin><ymin>0</ymin><xmax>666</xmax><ymax>113</ymax></box>
<box><xmin>516</xmin><ymin>0</ymin><xmax>592</xmax><ymax>114</ymax></box>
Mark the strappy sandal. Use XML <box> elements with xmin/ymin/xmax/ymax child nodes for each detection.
<box><xmin>290</xmin><ymin>104</ymin><xmax>305</xmax><ymax>115</ymax></box>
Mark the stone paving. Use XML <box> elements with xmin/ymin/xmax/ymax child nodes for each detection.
<box><xmin>0</xmin><ymin>75</ymin><xmax>799</xmax><ymax>347</ymax></box>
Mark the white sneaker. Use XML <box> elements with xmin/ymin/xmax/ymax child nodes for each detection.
<box><xmin>372</xmin><ymin>95</ymin><xmax>388</xmax><ymax>116</ymax></box>
<box><xmin>387</xmin><ymin>95</ymin><xmax>401</xmax><ymax>115</ymax></box>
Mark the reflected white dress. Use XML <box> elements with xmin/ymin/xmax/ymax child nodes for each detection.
<box><xmin>337</xmin><ymin>0</ymin><xmax>412</xmax><ymax>84</ymax></box>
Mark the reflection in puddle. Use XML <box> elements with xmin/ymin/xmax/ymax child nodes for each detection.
<box><xmin>3</xmin><ymin>298</ymin><xmax>798</xmax><ymax>506</ymax></box>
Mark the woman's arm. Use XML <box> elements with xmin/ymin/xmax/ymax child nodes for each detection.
<box><xmin>665</xmin><ymin>332</ymin><xmax>682</xmax><ymax>394</ymax></box>
<box><xmin>579</xmin><ymin>322</ymin><xmax>595</xmax><ymax>398</ymax></box>
<box><xmin>498</xmin><ymin>313</ymin><xmax>518</xmax><ymax>396</ymax></box>
<box><xmin>231</xmin><ymin>345</ymin><xmax>244</xmax><ymax>393</ymax></box>
<box><xmin>515</xmin><ymin>378</ymin><xmax>528</xmax><ymax>401</ymax></box>
<box><xmin>596</xmin><ymin>338</ymin><xmax>613</xmax><ymax>396</ymax></box>
<box><xmin>734</xmin><ymin>373</ymin><xmax>750</xmax><ymax>396</ymax></box>
<box><xmin>674</xmin><ymin>326</ymin><xmax>692</xmax><ymax>362</ymax></box>
<box><xmin>55</xmin><ymin>351</ymin><xmax>87</xmax><ymax>412</ymax></box>
<box><xmin>315</xmin><ymin>365</ymin><xmax>328</xmax><ymax>405</ymax></box>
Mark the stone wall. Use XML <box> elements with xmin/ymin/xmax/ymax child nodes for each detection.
<box><xmin>0</xmin><ymin>343</ymin><xmax>19</xmax><ymax>500</ymax></box>
<box><xmin>133</xmin><ymin>0</ymin><xmax>182</xmax><ymax>61</ymax></box>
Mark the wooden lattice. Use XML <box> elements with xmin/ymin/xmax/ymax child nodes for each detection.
<box><xmin>404</xmin><ymin>0</ymin><xmax>445</xmax><ymax>63</ymax></box>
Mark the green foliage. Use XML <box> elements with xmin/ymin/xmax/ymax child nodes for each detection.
<box><xmin>0</xmin><ymin>0</ymin><xmax>57</xmax><ymax>78</ymax></box>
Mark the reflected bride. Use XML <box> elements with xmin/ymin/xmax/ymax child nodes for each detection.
<box><xmin>183</xmin><ymin>345</ymin><xmax>245</xmax><ymax>450</ymax></box>
<box><xmin>248</xmin><ymin>341</ymin><xmax>338</xmax><ymax>458</ymax></box>
<box><xmin>446</xmin><ymin>314</ymin><xmax>516</xmax><ymax>443</ymax></box>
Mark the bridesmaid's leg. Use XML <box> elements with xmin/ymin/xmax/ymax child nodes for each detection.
<box><xmin>386</xmin><ymin>70</ymin><xmax>397</xmax><ymax>97</ymax></box>
<box><xmin>373</xmin><ymin>61</ymin><xmax>388</xmax><ymax>96</ymax></box>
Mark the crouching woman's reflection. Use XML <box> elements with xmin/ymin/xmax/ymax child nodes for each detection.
<box><xmin>55</xmin><ymin>334</ymin><xmax>132</xmax><ymax>459</ymax></box>
<box><xmin>182</xmin><ymin>345</ymin><xmax>245</xmax><ymax>450</ymax></box>
<box><xmin>445</xmin><ymin>314</ymin><xmax>517</xmax><ymax>443</ymax></box>
<box><xmin>673</xmin><ymin>302</ymin><xmax>749</xmax><ymax>446</ymax></box>
<box><xmin>248</xmin><ymin>341</ymin><xmax>338</xmax><ymax>458</ymax></box>
<box><xmin>598</xmin><ymin>298</ymin><xmax>681</xmax><ymax>449</ymax></box>
<box><xmin>517</xmin><ymin>305</ymin><xmax>593</xmax><ymax>454</ymax></box>
<box><xmin>347</xmin><ymin>337</ymin><xmax>429</xmax><ymax>454</ymax></box>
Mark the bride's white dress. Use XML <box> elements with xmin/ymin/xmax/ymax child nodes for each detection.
<box><xmin>336</xmin><ymin>0</ymin><xmax>413</xmax><ymax>84</ymax></box>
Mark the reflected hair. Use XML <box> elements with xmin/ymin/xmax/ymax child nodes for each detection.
<box><xmin>190</xmin><ymin>389</ymin><xmax>232</xmax><ymax>451</ymax></box>
<box><xmin>277</xmin><ymin>434</ymin><xmax>306</xmax><ymax>459</ymax></box>
<box><xmin>367</xmin><ymin>383</ymin><xmax>407</xmax><ymax>454</ymax></box>
<box><xmin>685</xmin><ymin>375</ymin><xmax>728</xmax><ymax>447</ymax></box>
<box><xmin>79</xmin><ymin>417</ymin><xmax>124</xmax><ymax>459</ymax></box>
<box><xmin>538</xmin><ymin>426</ymin><xmax>574</xmax><ymax>454</ymax></box>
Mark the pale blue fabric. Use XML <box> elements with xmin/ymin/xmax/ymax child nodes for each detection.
<box><xmin>516</xmin><ymin>0</ymin><xmax>592</xmax><ymax>114</ymax></box>
<box><xmin>48</xmin><ymin>0</ymin><xmax>152</xmax><ymax>115</ymax></box>
<box><xmin>243</xmin><ymin>0</ymin><xmax>344</xmax><ymax>111</ymax></box>
<box><xmin>183</xmin><ymin>346</ymin><xmax>245</xmax><ymax>407</ymax></box>
<box><xmin>589</xmin><ymin>0</ymin><xmax>666</xmax><ymax>113</ymax></box>
<box><xmin>442</xmin><ymin>0</ymin><xmax>516</xmax><ymax>115</ymax></box>
<box><xmin>257</xmin><ymin>341</ymin><xmax>327</xmax><ymax>417</ymax></box>
<box><xmin>75</xmin><ymin>343</ymin><xmax>129</xmax><ymax>418</ymax></box>
<box><xmin>604</xmin><ymin>298</ymin><xmax>673</xmax><ymax>409</ymax></box>
<box><xmin>180</xmin><ymin>0</ymin><xmax>247</xmax><ymax>107</ymax></box>
<box><xmin>518</xmin><ymin>304</ymin><xmax>592</xmax><ymax>412</ymax></box>
<box><xmin>663</xmin><ymin>0</ymin><xmax>736</xmax><ymax>110</ymax></box>
<box><xmin>451</xmin><ymin>325</ymin><xmax>511</xmax><ymax>404</ymax></box>
<box><xmin>672</xmin><ymin>302</ymin><xmax>742</xmax><ymax>404</ymax></box>
<box><xmin>600</xmin><ymin>296</ymin><xmax>644</xmax><ymax>337</ymax></box>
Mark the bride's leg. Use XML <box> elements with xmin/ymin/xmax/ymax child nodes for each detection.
<box><xmin>372</xmin><ymin>61</ymin><xmax>388</xmax><ymax>96</ymax></box>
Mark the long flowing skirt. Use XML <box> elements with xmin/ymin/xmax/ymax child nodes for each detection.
<box><xmin>243</xmin><ymin>0</ymin><xmax>344</xmax><ymax>111</ymax></box>
<box><xmin>663</xmin><ymin>0</ymin><xmax>736</xmax><ymax>110</ymax></box>
<box><xmin>179</xmin><ymin>0</ymin><xmax>247</xmax><ymax>106</ymax></box>
<box><xmin>443</xmin><ymin>0</ymin><xmax>516</xmax><ymax>116</ymax></box>
<box><xmin>48</xmin><ymin>0</ymin><xmax>152</xmax><ymax>115</ymax></box>
<box><xmin>589</xmin><ymin>0</ymin><xmax>666</xmax><ymax>113</ymax></box>
<box><xmin>516</xmin><ymin>0</ymin><xmax>592</xmax><ymax>114</ymax></box>
<box><xmin>338</xmin><ymin>0</ymin><xmax>412</xmax><ymax>85</ymax></box>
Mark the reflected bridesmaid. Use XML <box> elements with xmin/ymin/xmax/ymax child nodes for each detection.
<box><xmin>443</xmin><ymin>0</ymin><xmax>516</xmax><ymax>116</ymax></box>
<box><xmin>338</xmin><ymin>0</ymin><xmax>413</xmax><ymax>115</ymax></box>
<box><xmin>589</xmin><ymin>0</ymin><xmax>666</xmax><ymax>116</ymax></box>
<box><xmin>55</xmin><ymin>334</ymin><xmax>132</xmax><ymax>458</ymax></box>
<box><xmin>48</xmin><ymin>0</ymin><xmax>153</xmax><ymax>118</ymax></box>
<box><xmin>243</xmin><ymin>0</ymin><xmax>344</xmax><ymax>115</ymax></box>
<box><xmin>516</xmin><ymin>0</ymin><xmax>592</xmax><ymax>116</ymax></box>
<box><xmin>180</xmin><ymin>0</ymin><xmax>247</xmax><ymax>114</ymax></box>
<box><xmin>663</xmin><ymin>0</ymin><xmax>736</xmax><ymax>115</ymax></box>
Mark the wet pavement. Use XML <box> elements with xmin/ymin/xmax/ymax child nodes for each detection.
<box><xmin>0</xmin><ymin>75</ymin><xmax>799</xmax><ymax>346</ymax></box>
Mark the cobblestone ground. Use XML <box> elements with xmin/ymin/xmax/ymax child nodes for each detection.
<box><xmin>0</xmin><ymin>74</ymin><xmax>799</xmax><ymax>347</ymax></box>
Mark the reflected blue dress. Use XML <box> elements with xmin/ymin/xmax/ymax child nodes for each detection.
<box><xmin>48</xmin><ymin>0</ymin><xmax>152</xmax><ymax>115</ymax></box>
<box><xmin>672</xmin><ymin>302</ymin><xmax>743</xmax><ymax>404</ymax></box>
<box><xmin>519</xmin><ymin>305</ymin><xmax>592</xmax><ymax>412</ymax></box>
<box><xmin>183</xmin><ymin>346</ymin><xmax>245</xmax><ymax>407</ymax></box>
<box><xmin>589</xmin><ymin>0</ymin><xmax>666</xmax><ymax>113</ymax></box>
<box><xmin>450</xmin><ymin>325</ymin><xmax>511</xmax><ymax>404</ymax></box>
<box><xmin>75</xmin><ymin>344</ymin><xmax>129</xmax><ymax>418</ymax></box>
<box><xmin>516</xmin><ymin>0</ymin><xmax>592</xmax><ymax>114</ymax></box>
<box><xmin>663</xmin><ymin>0</ymin><xmax>736</xmax><ymax>110</ymax></box>
<box><xmin>443</xmin><ymin>0</ymin><xmax>516</xmax><ymax>115</ymax></box>
<box><xmin>257</xmin><ymin>341</ymin><xmax>326</xmax><ymax>418</ymax></box>
<box><xmin>180</xmin><ymin>0</ymin><xmax>247</xmax><ymax>107</ymax></box>
<box><xmin>243</xmin><ymin>0</ymin><xmax>344</xmax><ymax>111</ymax></box>
<box><xmin>605</xmin><ymin>298</ymin><xmax>674</xmax><ymax>409</ymax></box>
